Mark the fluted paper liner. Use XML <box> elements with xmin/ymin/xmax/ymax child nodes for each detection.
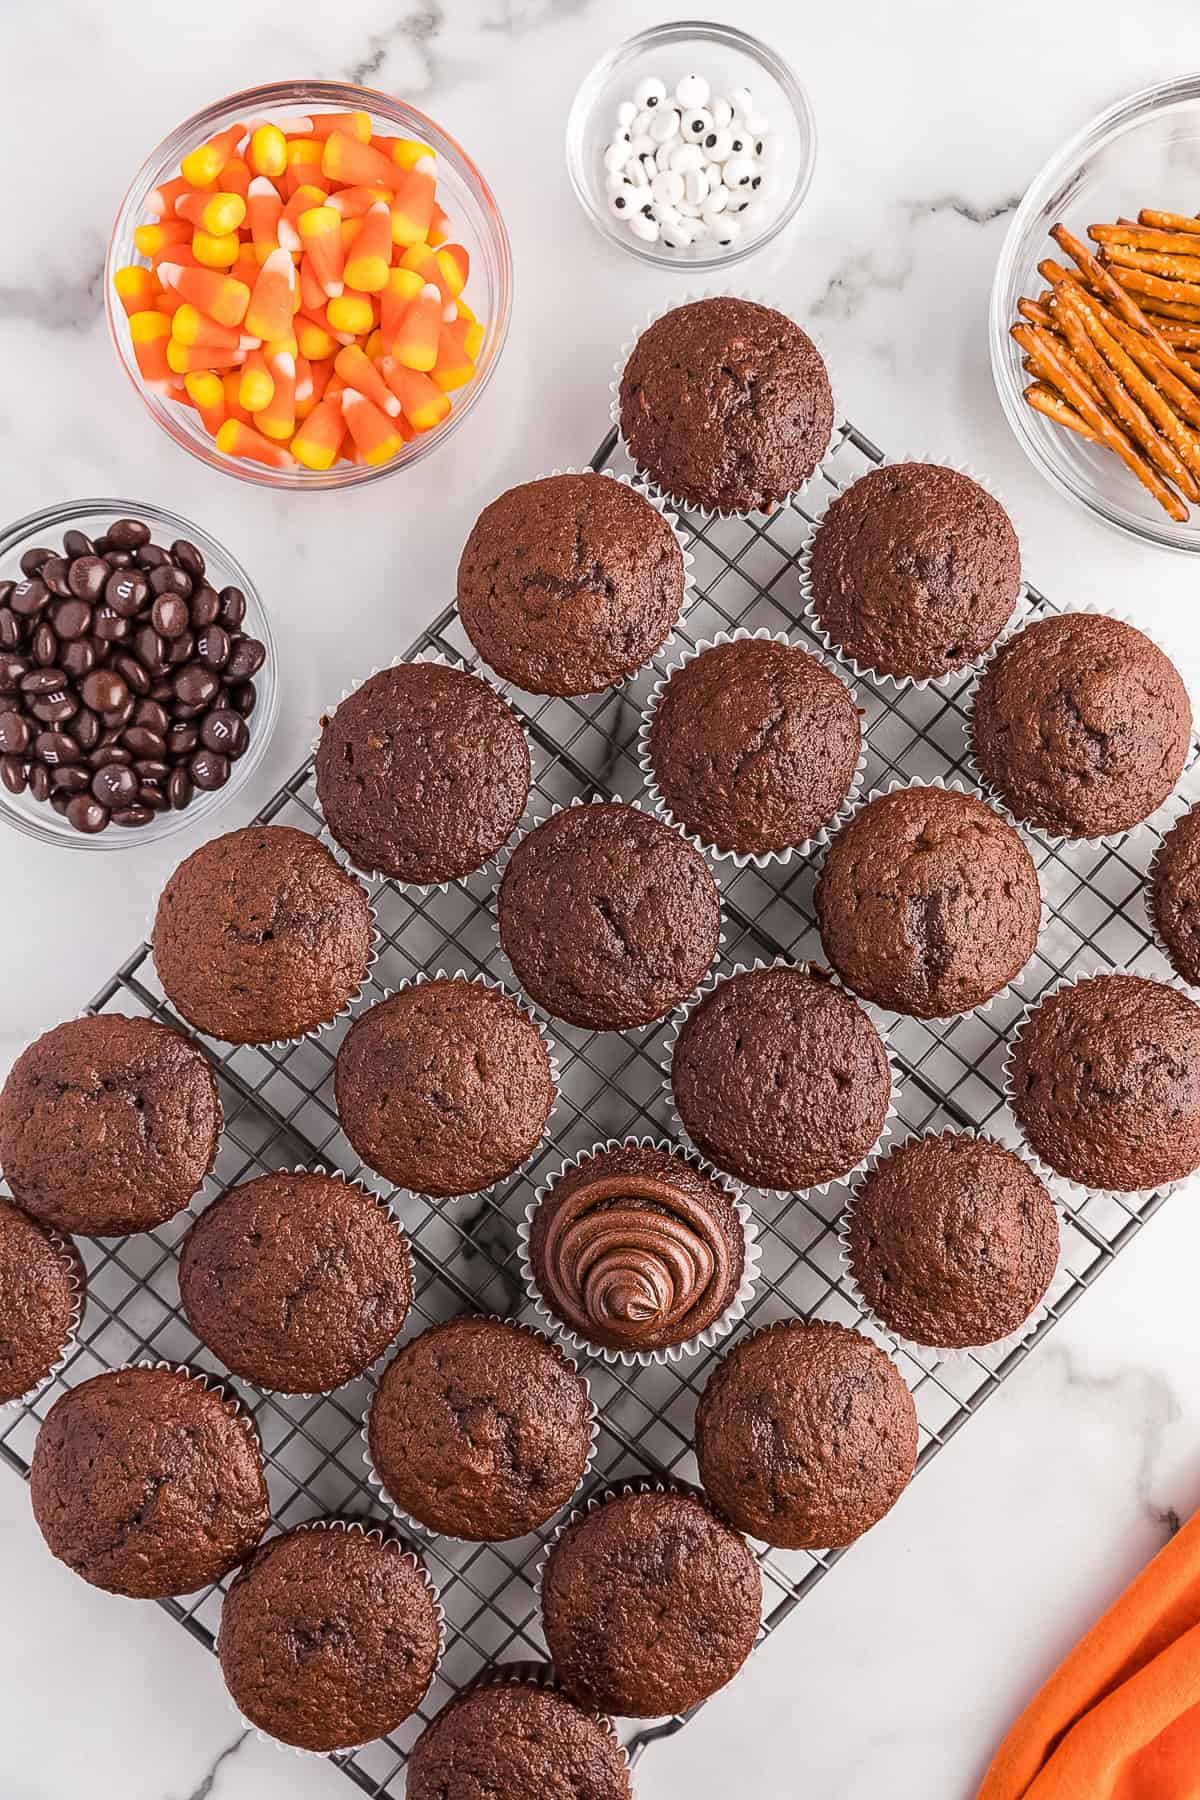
<box><xmin>1</xmin><ymin>1220</ymin><xmax>85</xmax><ymax>1411</ymax></box>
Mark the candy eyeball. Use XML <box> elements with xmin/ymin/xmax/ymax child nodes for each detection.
<box><xmin>607</xmin><ymin>183</ymin><xmax>637</xmax><ymax>217</ymax></box>
<box><xmin>683</xmin><ymin>165</ymin><xmax>709</xmax><ymax>206</ymax></box>
<box><xmin>675</xmin><ymin>73</ymin><xmax>710</xmax><ymax>107</ymax></box>
<box><xmin>701</xmin><ymin>181</ymin><xmax>729</xmax><ymax>216</ymax></box>
<box><xmin>661</xmin><ymin>217</ymin><xmax>695</xmax><ymax>248</ymax></box>
<box><xmin>669</xmin><ymin>141</ymin><xmax>705</xmax><ymax>174</ymax></box>
<box><xmin>730</xmin><ymin>85</ymin><xmax>754</xmax><ymax>117</ymax></box>
<box><xmin>655</xmin><ymin>141</ymin><xmax>674</xmax><ymax>171</ymax></box>
<box><xmin>629</xmin><ymin>211</ymin><xmax>660</xmax><ymax>241</ymax></box>
<box><xmin>615</xmin><ymin>100</ymin><xmax>636</xmax><ymax>128</ymax></box>
<box><xmin>648</xmin><ymin>106</ymin><xmax>681</xmax><ymax>144</ymax></box>
<box><xmin>753</xmin><ymin>138</ymin><xmax>767</xmax><ymax>159</ymax></box>
<box><xmin>727</xmin><ymin>133</ymin><xmax>748</xmax><ymax>157</ymax></box>
<box><xmin>633</xmin><ymin>76</ymin><xmax>667</xmax><ymax>109</ymax></box>
<box><xmin>602</xmin><ymin>140</ymin><xmax>629</xmax><ymax>174</ymax></box>
<box><xmin>651</xmin><ymin>168</ymin><xmax>685</xmax><ymax>206</ymax></box>
<box><xmin>682</xmin><ymin>107</ymin><xmax>714</xmax><ymax>141</ymax></box>
<box><xmin>626</xmin><ymin>158</ymin><xmax>650</xmax><ymax>187</ymax></box>
<box><xmin>702</xmin><ymin>128</ymin><xmax>733</xmax><ymax>162</ymax></box>
<box><xmin>713</xmin><ymin>216</ymin><xmax>741</xmax><ymax>247</ymax></box>
<box><xmin>723</xmin><ymin>154</ymin><xmax>755</xmax><ymax>188</ymax></box>
<box><xmin>710</xmin><ymin>95</ymin><xmax>734</xmax><ymax>129</ymax></box>
<box><xmin>629</xmin><ymin>132</ymin><xmax>655</xmax><ymax>158</ymax></box>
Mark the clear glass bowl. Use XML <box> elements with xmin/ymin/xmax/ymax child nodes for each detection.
<box><xmin>566</xmin><ymin>21</ymin><xmax>816</xmax><ymax>271</ymax></box>
<box><xmin>106</xmin><ymin>80</ymin><xmax>512</xmax><ymax>490</ymax></box>
<box><xmin>0</xmin><ymin>499</ymin><xmax>277</xmax><ymax>849</ymax></box>
<box><xmin>991</xmin><ymin>73</ymin><xmax>1200</xmax><ymax>553</ymax></box>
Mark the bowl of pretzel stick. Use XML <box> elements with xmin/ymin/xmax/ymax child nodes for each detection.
<box><xmin>991</xmin><ymin>73</ymin><xmax>1200</xmax><ymax>551</ymax></box>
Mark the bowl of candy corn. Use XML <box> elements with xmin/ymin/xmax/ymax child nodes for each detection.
<box><xmin>106</xmin><ymin>81</ymin><xmax>511</xmax><ymax>487</ymax></box>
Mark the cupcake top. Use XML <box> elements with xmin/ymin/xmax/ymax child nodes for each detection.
<box><xmin>541</xmin><ymin>1487</ymin><xmax>761</xmax><ymax>1717</ymax></box>
<box><xmin>648</xmin><ymin>637</ymin><xmax>862</xmax><ymax>856</ymax></box>
<box><xmin>335</xmin><ymin>978</ymin><xmax>555</xmax><ymax>1196</ymax></box>
<box><xmin>179</xmin><ymin>1172</ymin><xmax>413</xmax><ymax>1394</ymax></box>
<box><xmin>218</xmin><ymin>1523</ymin><xmax>441</xmax><ymax>1752</ymax></box>
<box><xmin>0</xmin><ymin>1013</ymin><xmax>221</xmax><ymax>1237</ymax></box>
<box><xmin>970</xmin><ymin>614</ymin><xmax>1191</xmax><ymax>838</ymax></box>
<box><xmin>807</xmin><ymin>462</ymin><xmax>1020</xmax><ymax>681</ymax></box>
<box><xmin>618</xmin><ymin>297</ymin><xmax>833</xmax><ymax>513</ymax></box>
<box><xmin>529</xmin><ymin>1142</ymin><xmax>745</xmax><ymax>1353</ymax></box>
<box><xmin>30</xmin><ymin>1365</ymin><xmax>268</xmax><ymax>1598</ymax></box>
<box><xmin>695</xmin><ymin>1321</ymin><xmax>918</xmax><ymax>1549</ymax></box>
<box><xmin>498</xmin><ymin>803</ymin><xmax>721</xmax><ymax>1030</ymax></box>
<box><xmin>457</xmin><ymin>473</ymin><xmax>685</xmax><ymax>696</ymax></box>
<box><xmin>672</xmin><ymin>965</ymin><xmax>892</xmax><ymax>1191</ymax></box>
<box><xmin>847</xmin><ymin>1135</ymin><xmax>1059</xmax><ymax>1348</ymax></box>
<box><xmin>407</xmin><ymin>1678</ymin><xmax>631</xmax><ymax>1800</ymax></box>
<box><xmin>0</xmin><ymin>1200</ymin><xmax>80</xmax><ymax>1404</ymax></box>
<box><xmin>315</xmin><ymin>661</ymin><xmax>530</xmax><ymax>885</ymax></box>
<box><xmin>1150</xmin><ymin>803</ymin><xmax>1200</xmax><ymax>985</ymax></box>
<box><xmin>152</xmin><ymin>825</ymin><xmax>374</xmax><ymax>1044</ymax></box>
<box><xmin>1009</xmin><ymin>973</ymin><xmax>1200</xmax><ymax>1192</ymax></box>
<box><xmin>367</xmin><ymin>1317</ymin><xmax>593</xmax><ymax>1541</ymax></box>
<box><xmin>815</xmin><ymin>786</ymin><xmax>1041</xmax><ymax>1018</ymax></box>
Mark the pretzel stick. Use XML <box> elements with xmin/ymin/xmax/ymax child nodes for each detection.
<box><xmin>1102</xmin><ymin>243</ymin><xmax>1200</xmax><ymax>283</ymax></box>
<box><xmin>1024</xmin><ymin>381</ymin><xmax>1103</xmax><ymax>444</ymax></box>
<box><xmin>1090</xmin><ymin>224</ymin><xmax>1200</xmax><ymax>256</ymax></box>
<box><xmin>1104</xmin><ymin>264</ymin><xmax>1200</xmax><ymax>306</ymax></box>
<box><xmin>1139</xmin><ymin>209</ymin><xmax>1200</xmax><ymax>236</ymax></box>
<box><xmin>1158</xmin><ymin>322</ymin><xmax>1200</xmax><ymax>349</ymax></box>
<box><xmin>1019</xmin><ymin>314</ymin><xmax>1105</xmax><ymax>408</ymax></box>
<box><xmin>1050</xmin><ymin>286</ymin><xmax>1200</xmax><ymax>498</ymax></box>
<box><xmin>1050</xmin><ymin>223</ymin><xmax>1184</xmax><ymax>358</ymax></box>
<box><xmin>1104</xmin><ymin>317</ymin><xmax>1200</xmax><ymax>426</ymax></box>
<box><xmin>1039</xmin><ymin>256</ymin><xmax>1090</xmax><ymax>291</ymax></box>
<box><xmin>1010</xmin><ymin>321</ymin><xmax>1189</xmax><ymax>519</ymax></box>
<box><xmin>1121</xmin><ymin>286</ymin><xmax>1200</xmax><ymax>324</ymax></box>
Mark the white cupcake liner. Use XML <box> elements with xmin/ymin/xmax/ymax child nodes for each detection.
<box><xmin>1143</xmin><ymin>791</ymin><xmax>1200</xmax><ymax>986</ymax></box>
<box><xmin>0</xmin><ymin>1221</ymin><xmax>84</xmax><ymax>1412</ymax></box>
<box><xmin>610</xmin><ymin>290</ymin><xmax>841</xmax><ymax>521</ymax></box>
<box><xmin>145</xmin><ymin>839</ymin><xmax>381</xmax><ymax>1054</ymax></box>
<box><xmin>796</xmin><ymin>452</ymin><xmax>1029</xmax><ymax>694</ymax></box>
<box><xmin>662</xmin><ymin>957</ymin><xmax>900</xmax><ymax>1199</ymax></box>
<box><xmin>221</xmin><ymin>1515</ymin><xmax>445</xmax><ymax>1760</ymax></box>
<box><xmin>181</xmin><ymin>1164</ymin><xmax>414</xmax><ymax>1400</ymax></box>
<box><xmin>1003</xmin><ymin>965</ymin><xmax>1200</xmax><ymax>1202</ymax></box>
<box><xmin>308</xmin><ymin>647</ymin><xmax>532</xmax><ymax>894</ymax></box>
<box><xmin>338</xmin><ymin>969</ymin><xmax>560</xmax><ymax>1202</ymax></box>
<box><xmin>425</xmin><ymin>1662</ymin><xmax>631</xmax><ymax>1784</ymax></box>
<box><xmin>360</xmin><ymin>1315</ymin><xmax>599</xmax><ymax>1542</ymax></box>
<box><xmin>491</xmin><ymin>795</ymin><xmax>724</xmax><ymax>1031</ymax></box>
<box><xmin>516</xmin><ymin>1136</ymin><xmax>762</xmax><ymax>1367</ymax></box>
<box><xmin>836</xmin><ymin>1128</ymin><xmax>1064</xmax><ymax>1370</ymax></box>
<box><xmin>811</xmin><ymin>776</ymin><xmax>1048</xmax><ymax>1025</ymax></box>
<box><xmin>962</xmin><ymin>604</ymin><xmax>1197</xmax><ymax>849</ymax></box>
<box><xmin>635</xmin><ymin>626</ymin><xmax>868</xmax><ymax>870</ymax></box>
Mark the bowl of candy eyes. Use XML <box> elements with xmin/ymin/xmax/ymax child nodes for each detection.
<box><xmin>565</xmin><ymin>20</ymin><xmax>816</xmax><ymax>268</ymax></box>
<box><xmin>106</xmin><ymin>80</ymin><xmax>512</xmax><ymax>488</ymax></box>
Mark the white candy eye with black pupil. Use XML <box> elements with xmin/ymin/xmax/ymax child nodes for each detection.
<box><xmin>754</xmin><ymin>139</ymin><xmax>765</xmax><ymax>156</ymax></box>
<box><xmin>730</xmin><ymin>136</ymin><xmax>745</xmax><ymax>153</ymax></box>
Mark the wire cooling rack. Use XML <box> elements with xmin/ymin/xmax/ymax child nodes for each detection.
<box><xmin>2</xmin><ymin>418</ymin><xmax>1195</xmax><ymax>1794</ymax></box>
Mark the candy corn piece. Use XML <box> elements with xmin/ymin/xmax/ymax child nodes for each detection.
<box><xmin>435</xmin><ymin>243</ymin><xmax>469</xmax><ymax>298</ymax></box>
<box><xmin>192</xmin><ymin>230</ymin><xmax>241</xmax><ymax>269</ymax></box>
<box><xmin>298</xmin><ymin>205</ymin><xmax>345</xmax><ymax>298</ymax></box>
<box><xmin>321</xmin><ymin>131</ymin><xmax>397</xmax><ymax>190</ymax></box>
<box><xmin>113</xmin><ymin>264</ymin><xmax>161</xmax><ymax>316</ymax></box>
<box><xmin>296</xmin><ymin>312</ymin><xmax>337</xmax><ymax>360</ymax></box>
<box><xmin>256</xmin><ymin>347</ymin><xmax>296</xmax><ymax>439</ymax></box>
<box><xmin>293</xmin><ymin>354</ymin><xmax>316</xmax><ymax>419</ymax></box>
<box><xmin>389</xmin><ymin>156</ymin><xmax>436</xmax><ymax>247</ymax></box>
<box><xmin>340</xmin><ymin>387</ymin><xmax>404</xmax><ymax>463</ymax></box>
<box><xmin>328</xmin><ymin>184</ymin><xmax>391</xmax><ymax>219</ymax></box>
<box><xmin>129</xmin><ymin>310</ymin><xmax>171</xmax><ymax>388</ymax></box>
<box><xmin>134</xmin><ymin>218</ymin><xmax>191</xmax><ymax>257</ymax></box>
<box><xmin>244</xmin><ymin>248</ymin><xmax>296</xmax><ymax>343</ymax></box>
<box><xmin>148</xmin><ymin>173</ymin><xmax>195</xmax><ymax>218</ymax></box>
<box><xmin>238</xmin><ymin>347</ymin><xmax>275</xmax><ymax>413</ymax></box>
<box><xmin>389</xmin><ymin>137</ymin><xmax>435</xmax><ymax>171</ymax></box>
<box><xmin>221</xmin><ymin>158</ymin><xmax>251</xmax><ymax>201</ymax></box>
<box><xmin>215</xmin><ymin>418</ymin><xmax>295</xmax><ymax>468</ymax></box>
<box><xmin>326</xmin><ymin>291</ymin><xmax>375</xmax><ymax>337</ymax></box>
<box><xmin>334</xmin><ymin>343</ymin><xmax>401</xmax><ymax>416</ymax></box>
<box><xmin>176</xmin><ymin>190</ymin><xmax>246</xmax><ymax>235</ymax></box>
<box><xmin>280</xmin><ymin>182</ymin><xmax>327</xmax><ymax>252</ymax></box>
<box><xmin>247</xmin><ymin>123</ymin><xmax>287</xmax><ymax>178</ymax></box>
<box><xmin>380</xmin><ymin>265</ymin><xmax>424</xmax><ymax>347</ymax></box>
<box><xmin>287</xmin><ymin>391</ymin><xmax>344</xmax><ymax>470</ymax></box>
<box><xmin>222</xmin><ymin>368</ymin><xmax>253</xmax><ymax>426</ymax></box>
<box><xmin>379</xmin><ymin>356</ymin><xmax>451</xmax><ymax>430</ymax></box>
<box><xmin>184</xmin><ymin>369</ymin><xmax>225</xmax><ymax>434</ymax></box>
<box><xmin>427</xmin><ymin>202</ymin><xmax>451</xmax><ymax>247</ymax></box>
<box><xmin>344</xmin><ymin>201</ymin><xmax>392</xmax><ymax>294</ymax></box>
<box><xmin>431</xmin><ymin>317</ymin><xmax>477</xmax><ymax>391</ymax></box>
<box><xmin>307</xmin><ymin>109</ymin><xmax>372</xmax><ymax>143</ymax></box>
<box><xmin>171</xmin><ymin>303</ymin><xmax>252</xmax><ymax>351</ymax></box>
<box><xmin>158</xmin><ymin>264</ymin><xmax>251</xmax><ymax>328</ymax></box>
<box><xmin>167</xmin><ymin>338</ymin><xmax>245</xmax><ymax>374</ymax></box>
<box><xmin>246</xmin><ymin>176</ymin><xmax>284</xmax><ymax>261</ymax></box>
<box><xmin>392</xmin><ymin>282</ymin><xmax>441</xmax><ymax>371</ymax></box>
<box><xmin>181</xmin><ymin>123</ymin><xmax>246</xmax><ymax>189</ymax></box>
<box><xmin>285</xmin><ymin>138</ymin><xmax>326</xmax><ymax>195</ymax></box>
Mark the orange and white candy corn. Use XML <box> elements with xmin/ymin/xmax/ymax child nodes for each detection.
<box><xmin>181</xmin><ymin>123</ymin><xmax>246</xmax><ymax>189</ymax></box>
<box><xmin>170</xmin><ymin>303</ymin><xmax>253</xmax><ymax>351</ymax></box>
<box><xmin>328</xmin><ymin>184</ymin><xmax>391</xmax><ymax>219</ymax></box>
<box><xmin>167</xmin><ymin>338</ymin><xmax>245</xmax><ymax>375</ymax></box>
<box><xmin>334</xmin><ymin>343</ymin><xmax>401</xmax><ymax>415</ymax></box>
<box><xmin>148</xmin><ymin>173</ymin><xmax>195</xmax><ymax>218</ymax></box>
<box><xmin>256</xmin><ymin>347</ymin><xmax>296</xmax><ymax>440</ymax></box>
<box><xmin>389</xmin><ymin>137</ymin><xmax>435</xmax><ymax>171</ymax></box>
<box><xmin>291</xmin><ymin>394</ymin><xmax>346</xmax><ymax>469</ymax></box>
<box><xmin>134</xmin><ymin>218</ymin><xmax>191</xmax><ymax>257</ymax></box>
<box><xmin>389</xmin><ymin>156</ymin><xmax>436</xmax><ymax>247</ymax></box>
<box><xmin>392</xmin><ymin>282</ymin><xmax>441</xmax><ymax>371</ymax></box>
<box><xmin>380</xmin><ymin>265</ymin><xmax>423</xmax><ymax>347</ymax></box>
<box><xmin>244</xmin><ymin>248</ymin><xmax>296</xmax><ymax>344</ymax></box>
<box><xmin>220</xmin><ymin>157</ymin><xmax>251</xmax><ymax>200</ymax></box>
<box><xmin>435</xmin><ymin>243</ymin><xmax>469</xmax><ymax>298</ymax></box>
<box><xmin>176</xmin><ymin>189</ymin><xmax>247</xmax><ymax>236</ymax></box>
<box><xmin>184</xmin><ymin>369</ymin><xmax>225</xmax><ymax>435</ymax></box>
<box><xmin>215</xmin><ymin>418</ymin><xmax>296</xmax><ymax>468</ymax></box>
<box><xmin>307</xmin><ymin>109</ymin><xmax>372</xmax><ymax>143</ymax></box>
<box><xmin>326</xmin><ymin>291</ymin><xmax>375</xmax><ymax>337</ymax></box>
<box><xmin>113</xmin><ymin>265</ymin><xmax>161</xmax><ymax>316</ymax></box>
<box><xmin>344</xmin><ymin>201</ymin><xmax>392</xmax><ymax>294</ymax></box>
<box><xmin>192</xmin><ymin>230</ymin><xmax>241</xmax><ymax>269</ymax></box>
<box><xmin>379</xmin><ymin>356</ymin><xmax>451</xmax><ymax>430</ymax></box>
<box><xmin>158</xmin><ymin>263</ymin><xmax>251</xmax><ymax>328</ymax></box>
<box><xmin>298</xmin><ymin>205</ymin><xmax>345</xmax><ymax>298</ymax></box>
<box><xmin>321</xmin><ymin>131</ymin><xmax>397</xmax><ymax>190</ymax></box>
<box><xmin>247</xmin><ymin>123</ymin><xmax>287</xmax><ymax>179</ymax></box>
<box><xmin>129</xmin><ymin>310</ymin><xmax>172</xmax><ymax>388</ymax></box>
<box><xmin>431</xmin><ymin>316</ymin><xmax>477</xmax><ymax>391</ymax></box>
<box><xmin>238</xmin><ymin>347</ymin><xmax>275</xmax><ymax>413</ymax></box>
<box><xmin>295</xmin><ymin>312</ymin><xmax>337</xmax><ymax>361</ymax></box>
<box><xmin>341</xmin><ymin>387</ymin><xmax>404</xmax><ymax>463</ymax></box>
<box><xmin>246</xmin><ymin>176</ymin><xmax>284</xmax><ymax>262</ymax></box>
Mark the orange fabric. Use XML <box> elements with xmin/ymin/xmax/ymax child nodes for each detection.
<box><xmin>979</xmin><ymin>1513</ymin><xmax>1200</xmax><ymax>1799</ymax></box>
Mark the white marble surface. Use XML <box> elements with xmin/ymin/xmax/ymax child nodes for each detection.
<box><xmin>4</xmin><ymin>2</ymin><xmax>1200</xmax><ymax>1796</ymax></box>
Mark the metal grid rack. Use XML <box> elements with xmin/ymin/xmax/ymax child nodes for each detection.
<box><xmin>2</xmin><ymin>417</ymin><xmax>1194</xmax><ymax>1795</ymax></box>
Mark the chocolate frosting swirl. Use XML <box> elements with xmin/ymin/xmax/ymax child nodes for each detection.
<box><xmin>541</xmin><ymin>1172</ymin><xmax>732</xmax><ymax>1345</ymax></box>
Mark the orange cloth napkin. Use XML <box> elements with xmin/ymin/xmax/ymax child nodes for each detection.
<box><xmin>978</xmin><ymin>1510</ymin><xmax>1200</xmax><ymax>1799</ymax></box>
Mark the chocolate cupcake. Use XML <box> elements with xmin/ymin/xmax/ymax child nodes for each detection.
<box><xmin>0</xmin><ymin>1200</ymin><xmax>81</xmax><ymax>1404</ymax></box>
<box><xmin>315</xmin><ymin>660</ymin><xmax>530</xmax><ymax>884</ymax></box>
<box><xmin>0</xmin><ymin>1013</ymin><xmax>221</xmax><ymax>1236</ymax></box>
<box><xmin>695</xmin><ymin>1321</ymin><xmax>918</xmax><ymax>1549</ymax></box>
<box><xmin>218</xmin><ymin>1521</ymin><xmax>441</xmax><ymax>1752</ymax></box>
<box><xmin>366</xmin><ymin>1317</ymin><xmax>593</xmax><ymax>1540</ymax></box>
<box><xmin>498</xmin><ymin>804</ymin><xmax>720</xmax><ymax>1030</ymax></box>
<box><xmin>618</xmin><ymin>297</ymin><xmax>834</xmax><ymax>514</ymax></box>
<box><xmin>540</xmin><ymin>1486</ymin><xmax>761</xmax><ymax>1717</ymax></box>
<box><xmin>645</xmin><ymin>635</ymin><xmax>862</xmax><ymax>858</ymax></box>
<box><xmin>815</xmin><ymin>785</ymin><xmax>1041</xmax><ymax>1018</ymax></box>
<box><xmin>179</xmin><ymin>1171</ymin><xmax>413</xmax><ymax>1393</ymax></box>
<box><xmin>1008</xmin><ymin>973</ymin><xmax>1200</xmax><ymax>1191</ymax></box>
<box><xmin>335</xmin><ymin>977</ymin><xmax>555</xmax><ymax>1196</ymax></box>
<box><xmin>846</xmin><ymin>1134</ymin><xmax>1059</xmax><ymax>1349</ymax></box>
<box><xmin>407</xmin><ymin>1677</ymin><xmax>631</xmax><ymax>1800</ymax></box>
<box><xmin>525</xmin><ymin>1141</ymin><xmax>748</xmax><ymax>1357</ymax></box>
<box><xmin>1150</xmin><ymin>803</ymin><xmax>1200</xmax><ymax>985</ymax></box>
<box><xmin>671</xmin><ymin>965</ymin><xmax>892</xmax><ymax>1191</ymax></box>
<box><xmin>30</xmin><ymin>1365</ymin><xmax>269</xmax><ymax>1597</ymax></box>
<box><xmin>805</xmin><ymin>462</ymin><xmax>1021</xmax><ymax>682</ymax></box>
<box><xmin>457</xmin><ymin>473</ymin><xmax>685</xmax><ymax>696</ymax></box>
<box><xmin>970</xmin><ymin>614</ymin><xmax>1191</xmax><ymax>838</ymax></box>
<box><xmin>152</xmin><ymin>825</ymin><xmax>374</xmax><ymax>1044</ymax></box>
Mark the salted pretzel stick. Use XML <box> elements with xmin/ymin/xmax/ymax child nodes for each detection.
<box><xmin>1091</xmin><ymin>224</ymin><xmax>1200</xmax><ymax>256</ymax></box>
<box><xmin>1103</xmin><ymin>316</ymin><xmax>1200</xmax><ymax>425</ymax></box>
<box><xmin>1050</xmin><ymin>223</ymin><xmax>1185</xmax><ymax>359</ymax></box>
<box><xmin>1159</xmin><ymin>322</ymin><xmax>1200</xmax><ymax>349</ymax></box>
<box><xmin>1102</xmin><ymin>243</ymin><xmax>1200</xmax><ymax>283</ymax></box>
<box><xmin>1053</xmin><ymin>283</ymin><xmax>1200</xmax><ymax>491</ymax></box>
<box><xmin>1117</xmin><ymin>282</ymin><xmax>1200</xmax><ymax>324</ymax></box>
<box><xmin>1104</xmin><ymin>263</ymin><xmax>1200</xmax><ymax>306</ymax></box>
<box><xmin>1018</xmin><ymin>296</ymin><xmax>1056</xmax><ymax>329</ymax></box>
<box><xmin>1010</xmin><ymin>321</ymin><xmax>1188</xmax><ymax>519</ymax></box>
<box><xmin>1050</xmin><ymin>286</ymin><xmax>1200</xmax><ymax>499</ymax></box>
<box><xmin>1139</xmin><ymin>209</ymin><xmax>1200</xmax><ymax>236</ymax></box>
<box><xmin>1024</xmin><ymin>381</ymin><xmax>1103</xmax><ymax>444</ymax></box>
<box><xmin>1039</xmin><ymin>256</ymin><xmax>1089</xmax><ymax>290</ymax></box>
<box><xmin>1022</xmin><ymin>297</ymin><xmax>1107</xmax><ymax>405</ymax></box>
<box><xmin>1019</xmin><ymin>315</ymin><xmax>1102</xmax><ymax>407</ymax></box>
